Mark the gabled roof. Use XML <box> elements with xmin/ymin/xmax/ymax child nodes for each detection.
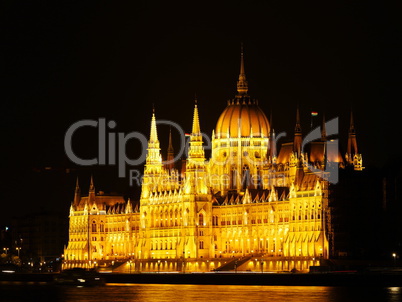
<box><xmin>77</xmin><ymin>194</ymin><xmax>126</xmax><ymax>211</ymax></box>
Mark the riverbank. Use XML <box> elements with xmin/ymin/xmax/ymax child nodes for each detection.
<box><xmin>1</xmin><ymin>271</ymin><xmax>402</xmax><ymax>287</ymax></box>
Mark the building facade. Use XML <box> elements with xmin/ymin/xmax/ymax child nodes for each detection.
<box><xmin>64</xmin><ymin>51</ymin><xmax>363</xmax><ymax>272</ymax></box>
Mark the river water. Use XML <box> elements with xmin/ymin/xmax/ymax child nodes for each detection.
<box><xmin>0</xmin><ymin>283</ymin><xmax>401</xmax><ymax>302</ymax></box>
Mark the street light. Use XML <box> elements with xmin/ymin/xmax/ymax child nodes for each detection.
<box><xmin>392</xmin><ymin>253</ymin><xmax>397</xmax><ymax>266</ymax></box>
<box><xmin>16</xmin><ymin>247</ymin><xmax>21</xmax><ymax>258</ymax></box>
<box><xmin>157</xmin><ymin>260</ymin><xmax>161</xmax><ymax>273</ymax></box>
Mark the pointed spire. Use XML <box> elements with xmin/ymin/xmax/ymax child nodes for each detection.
<box><xmin>185</xmin><ymin>100</ymin><xmax>207</xmax><ymax>194</ymax></box>
<box><xmin>270</xmin><ymin>131</ymin><xmax>277</xmax><ymax>163</ymax></box>
<box><xmin>240</xmin><ymin>43</ymin><xmax>245</xmax><ymax>75</ymax></box>
<box><xmin>168</xmin><ymin>127</ymin><xmax>174</xmax><ymax>153</ymax></box>
<box><xmin>243</xmin><ymin>188</ymin><xmax>251</xmax><ymax>204</ymax></box>
<box><xmin>73</xmin><ymin>177</ymin><xmax>81</xmax><ymax>206</ymax></box>
<box><xmin>237</xmin><ymin>43</ymin><xmax>248</xmax><ymax>95</ymax></box>
<box><xmin>346</xmin><ymin>109</ymin><xmax>363</xmax><ymax>171</ymax></box>
<box><xmin>321</xmin><ymin>113</ymin><xmax>327</xmax><ymax>141</ymax></box>
<box><xmin>269</xmin><ymin>110</ymin><xmax>277</xmax><ymax>161</ymax></box>
<box><xmin>166</xmin><ymin>127</ymin><xmax>174</xmax><ymax>170</ymax></box>
<box><xmin>125</xmin><ymin>199</ymin><xmax>133</xmax><ymax>214</ymax></box>
<box><xmin>75</xmin><ymin>177</ymin><xmax>80</xmax><ymax>191</ymax></box>
<box><xmin>350</xmin><ymin>110</ymin><xmax>356</xmax><ymax>133</ymax></box>
<box><xmin>150</xmin><ymin>109</ymin><xmax>159</xmax><ymax>143</ymax></box>
<box><xmin>347</xmin><ymin>110</ymin><xmax>358</xmax><ymax>155</ymax></box>
<box><xmin>89</xmin><ymin>174</ymin><xmax>95</xmax><ymax>192</ymax></box>
<box><xmin>295</xmin><ymin>106</ymin><xmax>301</xmax><ymax>133</ymax></box>
<box><xmin>191</xmin><ymin>98</ymin><xmax>201</xmax><ymax>136</ymax></box>
<box><xmin>88</xmin><ymin>175</ymin><xmax>96</xmax><ymax>203</ymax></box>
<box><xmin>189</xmin><ymin>99</ymin><xmax>204</xmax><ymax>149</ymax></box>
<box><xmin>293</xmin><ymin>106</ymin><xmax>302</xmax><ymax>155</ymax></box>
<box><xmin>145</xmin><ymin>108</ymin><xmax>162</xmax><ymax>167</ymax></box>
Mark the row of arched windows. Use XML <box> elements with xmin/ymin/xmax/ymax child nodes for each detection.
<box><xmin>91</xmin><ymin>221</ymin><xmax>105</xmax><ymax>233</ymax></box>
<box><xmin>292</xmin><ymin>212</ymin><xmax>321</xmax><ymax>221</ymax></box>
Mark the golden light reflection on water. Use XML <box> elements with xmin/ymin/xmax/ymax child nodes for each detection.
<box><xmin>1</xmin><ymin>283</ymin><xmax>402</xmax><ymax>302</ymax></box>
<box><xmin>97</xmin><ymin>284</ymin><xmax>400</xmax><ymax>302</ymax></box>
<box><xmin>108</xmin><ymin>284</ymin><xmax>334</xmax><ymax>302</ymax></box>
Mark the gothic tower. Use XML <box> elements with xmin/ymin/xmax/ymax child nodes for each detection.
<box><xmin>346</xmin><ymin>111</ymin><xmax>363</xmax><ymax>170</ymax></box>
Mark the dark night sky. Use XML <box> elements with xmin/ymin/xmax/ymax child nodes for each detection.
<box><xmin>1</xmin><ymin>1</ymin><xmax>401</xmax><ymax>224</ymax></box>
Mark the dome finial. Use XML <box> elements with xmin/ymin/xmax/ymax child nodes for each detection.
<box><xmin>237</xmin><ymin>43</ymin><xmax>248</xmax><ymax>95</ymax></box>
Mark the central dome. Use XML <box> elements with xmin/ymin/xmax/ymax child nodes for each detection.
<box><xmin>215</xmin><ymin>46</ymin><xmax>270</xmax><ymax>138</ymax></box>
<box><xmin>215</xmin><ymin>99</ymin><xmax>270</xmax><ymax>138</ymax></box>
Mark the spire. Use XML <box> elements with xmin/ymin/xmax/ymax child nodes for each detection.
<box><xmin>293</xmin><ymin>106</ymin><xmax>302</xmax><ymax>155</ymax></box>
<box><xmin>321</xmin><ymin>113</ymin><xmax>327</xmax><ymax>141</ymax></box>
<box><xmin>125</xmin><ymin>199</ymin><xmax>133</xmax><ymax>214</ymax></box>
<box><xmin>73</xmin><ymin>177</ymin><xmax>81</xmax><ymax>206</ymax></box>
<box><xmin>89</xmin><ymin>174</ymin><xmax>95</xmax><ymax>192</ymax></box>
<box><xmin>88</xmin><ymin>175</ymin><xmax>96</xmax><ymax>203</ymax></box>
<box><xmin>191</xmin><ymin>98</ymin><xmax>201</xmax><ymax>136</ymax></box>
<box><xmin>269</xmin><ymin>110</ymin><xmax>274</xmax><ymax>138</ymax></box>
<box><xmin>189</xmin><ymin>99</ymin><xmax>204</xmax><ymax>154</ymax></box>
<box><xmin>295</xmin><ymin>106</ymin><xmax>301</xmax><ymax>133</ymax></box>
<box><xmin>150</xmin><ymin>108</ymin><xmax>159</xmax><ymax>143</ymax></box>
<box><xmin>168</xmin><ymin>127</ymin><xmax>174</xmax><ymax>153</ymax></box>
<box><xmin>166</xmin><ymin>127</ymin><xmax>174</xmax><ymax>170</ymax></box>
<box><xmin>185</xmin><ymin>100</ymin><xmax>207</xmax><ymax>194</ymax></box>
<box><xmin>346</xmin><ymin>110</ymin><xmax>363</xmax><ymax>171</ymax></box>
<box><xmin>320</xmin><ymin>114</ymin><xmax>328</xmax><ymax>169</ymax></box>
<box><xmin>270</xmin><ymin>129</ymin><xmax>277</xmax><ymax>163</ymax></box>
<box><xmin>269</xmin><ymin>111</ymin><xmax>277</xmax><ymax>162</ymax></box>
<box><xmin>188</xmin><ymin>99</ymin><xmax>204</xmax><ymax>159</ymax></box>
<box><xmin>237</xmin><ymin>43</ymin><xmax>248</xmax><ymax>95</ymax></box>
<box><xmin>347</xmin><ymin>110</ymin><xmax>358</xmax><ymax>156</ymax></box>
<box><xmin>145</xmin><ymin>109</ymin><xmax>162</xmax><ymax>167</ymax></box>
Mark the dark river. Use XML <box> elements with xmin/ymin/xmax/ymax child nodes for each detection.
<box><xmin>0</xmin><ymin>283</ymin><xmax>401</xmax><ymax>302</ymax></box>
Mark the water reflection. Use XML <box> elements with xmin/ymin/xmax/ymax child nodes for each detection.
<box><xmin>0</xmin><ymin>283</ymin><xmax>401</xmax><ymax>302</ymax></box>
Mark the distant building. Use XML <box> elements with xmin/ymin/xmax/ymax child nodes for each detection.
<box><xmin>11</xmin><ymin>211</ymin><xmax>68</xmax><ymax>264</ymax></box>
<box><xmin>381</xmin><ymin>162</ymin><xmax>402</xmax><ymax>259</ymax></box>
<box><xmin>64</xmin><ymin>49</ymin><xmax>364</xmax><ymax>272</ymax></box>
<box><xmin>0</xmin><ymin>225</ymin><xmax>11</xmax><ymax>256</ymax></box>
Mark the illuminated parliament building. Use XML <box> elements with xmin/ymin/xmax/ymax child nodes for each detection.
<box><xmin>64</xmin><ymin>50</ymin><xmax>363</xmax><ymax>272</ymax></box>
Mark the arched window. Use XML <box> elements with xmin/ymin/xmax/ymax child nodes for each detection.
<box><xmin>92</xmin><ymin>221</ymin><xmax>97</xmax><ymax>232</ymax></box>
<box><xmin>199</xmin><ymin>213</ymin><xmax>204</xmax><ymax>226</ymax></box>
<box><xmin>199</xmin><ymin>240</ymin><xmax>204</xmax><ymax>249</ymax></box>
